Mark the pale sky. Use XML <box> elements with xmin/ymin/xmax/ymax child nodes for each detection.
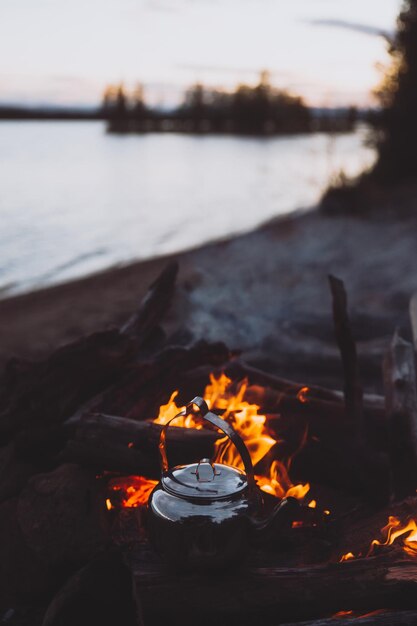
<box><xmin>0</xmin><ymin>0</ymin><xmax>403</xmax><ymax>108</ymax></box>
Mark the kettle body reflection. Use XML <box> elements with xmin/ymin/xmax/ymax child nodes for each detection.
<box><xmin>147</xmin><ymin>396</ymin><xmax>296</xmax><ymax>570</ymax></box>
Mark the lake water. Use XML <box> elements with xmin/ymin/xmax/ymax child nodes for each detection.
<box><xmin>0</xmin><ymin>121</ymin><xmax>375</xmax><ymax>296</ymax></box>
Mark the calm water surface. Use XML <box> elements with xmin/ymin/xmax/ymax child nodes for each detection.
<box><xmin>0</xmin><ymin>121</ymin><xmax>375</xmax><ymax>296</ymax></box>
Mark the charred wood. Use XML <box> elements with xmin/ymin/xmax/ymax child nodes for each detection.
<box><xmin>0</xmin><ymin>261</ymin><xmax>180</xmax><ymax>443</ymax></box>
<box><xmin>0</xmin><ymin>330</ymin><xmax>135</xmax><ymax>441</ymax></box>
<box><xmin>63</xmin><ymin>412</ymin><xmax>220</xmax><ymax>475</ymax></box>
<box><xmin>0</xmin><ymin>442</ymin><xmax>34</xmax><ymax>503</ymax></box>
<box><xmin>290</xmin><ymin>436</ymin><xmax>391</xmax><ymax>506</ymax></box>
<box><xmin>223</xmin><ymin>359</ymin><xmax>384</xmax><ymax>411</ymax></box>
<box><xmin>279</xmin><ymin>610</ymin><xmax>417</xmax><ymax>625</ymax></box>
<box><xmin>131</xmin><ymin>545</ymin><xmax>417</xmax><ymax>626</ymax></box>
<box><xmin>75</xmin><ymin>340</ymin><xmax>230</xmax><ymax>421</ymax></box>
<box><xmin>17</xmin><ymin>464</ymin><xmax>109</xmax><ymax>568</ymax></box>
<box><xmin>42</xmin><ymin>550</ymin><xmax>137</xmax><ymax>626</ymax></box>
<box><xmin>0</xmin><ymin>497</ymin><xmax>51</xmax><ymax>606</ymax></box>
<box><xmin>337</xmin><ymin>496</ymin><xmax>417</xmax><ymax>557</ymax></box>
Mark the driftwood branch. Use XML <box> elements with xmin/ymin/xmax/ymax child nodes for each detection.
<box><xmin>121</xmin><ymin>260</ymin><xmax>178</xmax><ymax>342</ymax></box>
<box><xmin>409</xmin><ymin>291</ymin><xmax>417</xmax><ymax>353</ymax></box>
<box><xmin>383</xmin><ymin>330</ymin><xmax>417</xmax><ymax>496</ymax></box>
<box><xmin>328</xmin><ymin>275</ymin><xmax>363</xmax><ymax>438</ymax></box>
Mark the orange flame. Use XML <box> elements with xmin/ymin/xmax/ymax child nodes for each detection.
<box><xmin>340</xmin><ymin>515</ymin><xmax>417</xmax><ymax>561</ymax></box>
<box><xmin>368</xmin><ymin>516</ymin><xmax>417</xmax><ymax>557</ymax></box>
<box><xmin>108</xmin><ymin>373</ymin><xmax>310</xmax><ymax>508</ymax></box>
<box><xmin>108</xmin><ymin>476</ymin><xmax>158</xmax><ymax>508</ymax></box>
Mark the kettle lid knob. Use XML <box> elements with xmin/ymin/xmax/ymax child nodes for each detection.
<box><xmin>193</xmin><ymin>458</ymin><xmax>220</xmax><ymax>483</ymax></box>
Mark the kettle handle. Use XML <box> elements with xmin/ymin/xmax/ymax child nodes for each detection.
<box><xmin>159</xmin><ymin>396</ymin><xmax>256</xmax><ymax>487</ymax></box>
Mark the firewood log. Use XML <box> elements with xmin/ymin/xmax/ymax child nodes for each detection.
<box><xmin>42</xmin><ymin>550</ymin><xmax>137</xmax><ymax>626</ymax></box>
<box><xmin>130</xmin><ymin>544</ymin><xmax>417</xmax><ymax>626</ymax></box>
<box><xmin>279</xmin><ymin>610</ymin><xmax>417</xmax><ymax>626</ymax></box>
<box><xmin>223</xmin><ymin>360</ymin><xmax>384</xmax><ymax>410</ymax></box>
<box><xmin>337</xmin><ymin>495</ymin><xmax>417</xmax><ymax>558</ymax></box>
<box><xmin>0</xmin><ymin>261</ymin><xmax>180</xmax><ymax>442</ymax></box>
<box><xmin>0</xmin><ymin>330</ymin><xmax>134</xmax><ymax>441</ymax></box>
<box><xmin>0</xmin><ymin>442</ymin><xmax>34</xmax><ymax>503</ymax></box>
<box><xmin>0</xmin><ymin>497</ymin><xmax>51</xmax><ymax>605</ymax></box>
<box><xmin>17</xmin><ymin>464</ymin><xmax>109</xmax><ymax>567</ymax></box>
<box><xmin>62</xmin><ymin>412</ymin><xmax>220</xmax><ymax>475</ymax></box>
<box><xmin>69</xmin><ymin>341</ymin><xmax>230</xmax><ymax>422</ymax></box>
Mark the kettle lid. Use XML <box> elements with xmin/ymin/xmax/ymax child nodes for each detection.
<box><xmin>162</xmin><ymin>458</ymin><xmax>248</xmax><ymax>500</ymax></box>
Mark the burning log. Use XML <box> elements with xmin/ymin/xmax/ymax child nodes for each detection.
<box><xmin>224</xmin><ymin>359</ymin><xmax>384</xmax><ymax>411</ymax></box>
<box><xmin>337</xmin><ymin>495</ymin><xmax>417</xmax><ymax>558</ymax></box>
<box><xmin>63</xmin><ymin>412</ymin><xmax>220</xmax><ymax>475</ymax></box>
<box><xmin>383</xmin><ymin>330</ymin><xmax>417</xmax><ymax>497</ymax></box>
<box><xmin>244</xmin><ymin>385</ymin><xmax>385</xmax><ymax>435</ymax></box>
<box><xmin>131</xmin><ymin>545</ymin><xmax>417</xmax><ymax>626</ymax></box>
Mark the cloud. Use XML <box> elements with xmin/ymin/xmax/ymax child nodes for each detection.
<box><xmin>177</xmin><ymin>64</ymin><xmax>292</xmax><ymax>78</ymax></box>
<box><xmin>143</xmin><ymin>0</ymin><xmax>182</xmax><ymax>13</ymax></box>
<box><xmin>306</xmin><ymin>18</ymin><xmax>393</xmax><ymax>41</ymax></box>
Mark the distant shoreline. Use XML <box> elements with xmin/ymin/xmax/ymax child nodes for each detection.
<box><xmin>0</xmin><ymin>105</ymin><xmax>362</xmax><ymax>135</ymax></box>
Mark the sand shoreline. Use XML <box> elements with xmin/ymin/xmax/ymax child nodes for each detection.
<box><xmin>0</xmin><ymin>208</ymin><xmax>311</xmax><ymax>367</ymax></box>
<box><xmin>0</xmin><ymin>248</ymin><xmax>185</xmax><ymax>367</ymax></box>
<box><xmin>1</xmin><ymin>202</ymin><xmax>417</xmax><ymax>391</ymax></box>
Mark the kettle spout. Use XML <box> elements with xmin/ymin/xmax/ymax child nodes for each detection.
<box><xmin>250</xmin><ymin>496</ymin><xmax>300</xmax><ymax>537</ymax></box>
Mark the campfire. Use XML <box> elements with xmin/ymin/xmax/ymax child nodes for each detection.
<box><xmin>107</xmin><ymin>373</ymin><xmax>311</xmax><ymax>510</ymax></box>
<box><xmin>1</xmin><ymin>262</ymin><xmax>417</xmax><ymax>625</ymax></box>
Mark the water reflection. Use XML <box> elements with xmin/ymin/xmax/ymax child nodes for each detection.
<box><xmin>0</xmin><ymin>122</ymin><xmax>375</xmax><ymax>296</ymax></box>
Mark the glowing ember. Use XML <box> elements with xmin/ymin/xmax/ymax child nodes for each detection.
<box><xmin>297</xmin><ymin>386</ymin><xmax>310</xmax><ymax>403</ymax></box>
<box><xmin>340</xmin><ymin>515</ymin><xmax>417</xmax><ymax>562</ymax></box>
<box><xmin>108</xmin><ymin>373</ymin><xmax>310</xmax><ymax>508</ymax></box>
<box><xmin>333</xmin><ymin>610</ymin><xmax>354</xmax><ymax>617</ymax></box>
<box><xmin>108</xmin><ymin>476</ymin><xmax>158</xmax><ymax>508</ymax></box>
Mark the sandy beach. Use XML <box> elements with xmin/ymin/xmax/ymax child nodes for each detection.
<box><xmin>1</xmin><ymin>200</ymin><xmax>417</xmax><ymax>392</ymax></box>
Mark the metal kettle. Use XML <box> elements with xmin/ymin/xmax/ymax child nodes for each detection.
<box><xmin>147</xmin><ymin>396</ymin><xmax>297</xmax><ymax>570</ymax></box>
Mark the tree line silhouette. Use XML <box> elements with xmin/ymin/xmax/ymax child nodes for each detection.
<box><xmin>103</xmin><ymin>72</ymin><xmax>357</xmax><ymax>135</ymax></box>
<box><xmin>372</xmin><ymin>0</ymin><xmax>417</xmax><ymax>182</ymax></box>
